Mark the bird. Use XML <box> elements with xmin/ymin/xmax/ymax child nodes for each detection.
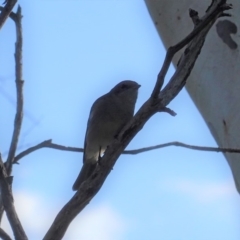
<box><xmin>72</xmin><ymin>80</ymin><xmax>140</xmax><ymax>191</ymax></box>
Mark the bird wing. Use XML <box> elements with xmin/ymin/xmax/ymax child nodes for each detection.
<box><xmin>82</xmin><ymin>94</ymin><xmax>109</xmax><ymax>164</ymax></box>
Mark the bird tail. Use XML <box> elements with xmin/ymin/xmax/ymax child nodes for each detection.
<box><xmin>72</xmin><ymin>162</ymin><xmax>96</xmax><ymax>191</ymax></box>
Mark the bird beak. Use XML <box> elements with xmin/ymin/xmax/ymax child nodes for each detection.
<box><xmin>136</xmin><ymin>84</ymin><xmax>141</xmax><ymax>89</ymax></box>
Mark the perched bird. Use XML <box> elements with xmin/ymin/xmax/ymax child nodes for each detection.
<box><xmin>72</xmin><ymin>80</ymin><xmax>140</xmax><ymax>190</ymax></box>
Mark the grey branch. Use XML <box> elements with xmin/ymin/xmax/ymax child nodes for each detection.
<box><xmin>6</xmin><ymin>6</ymin><xmax>24</xmax><ymax>175</ymax></box>
<box><xmin>0</xmin><ymin>0</ymin><xmax>16</xmax><ymax>29</ymax></box>
<box><xmin>0</xmin><ymin>5</ymin><xmax>27</xmax><ymax>238</ymax></box>
<box><xmin>14</xmin><ymin>140</ymin><xmax>83</xmax><ymax>163</ymax></box>
<box><xmin>124</xmin><ymin>141</ymin><xmax>240</xmax><ymax>154</ymax></box>
<box><xmin>43</xmin><ymin>1</ymin><xmax>232</xmax><ymax>240</ymax></box>
<box><xmin>0</xmin><ymin>155</ymin><xmax>27</xmax><ymax>240</ymax></box>
<box><xmin>13</xmin><ymin>139</ymin><xmax>240</xmax><ymax>164</ymax></box>
<box><xmin>0</xmin><ymin>227</ymin><xmax>12</xmax><ymax>240</ymax></box>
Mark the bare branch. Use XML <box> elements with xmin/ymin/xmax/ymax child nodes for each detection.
<box><xmin>124</xmin><ymin>141</ymin><xmax>240</xmax><ymax>154</ymax></box>
<box><xmin>0</xmin><ymin>0</ymin><xmax>16</xmax><ymax>29</ymax></box>
<box><xmin>0</xmin><ymin>155</ymin><xmax>27</xmax><ymax>240</ymax></box>
<box><xmin>6</xmin><ymin>6</ymin><xmax>24</xmax><ymax>174</ymax></box>
<box><xmin>0</xmin><ymin>4</ymin><xmax>23</xmax><ymax>226</ymax></box>
<box><xmin>14</xmin><ymin>139</ymin><xmax>240</xmax><ymax>164</ymax></box>
<box><xmin>43</xmin><ymin>1</ymin><xmax>232</xmax><ymax>239</ymax></box>
<box><xmin>0</xmin><ymin>6</ymin><xmax>16</xmax><ymax>21</ymax></box>
<box><xmin>0</xmin><ymin>3</ymin><xmax>18</xmax><ymax>226</ymax></box>
<box><xmin>14</xmin><ymin>140</ymin><xmax>83</xmax><ymax>163</ymax></box>
<box><xmin>159</xmin><ymin>107</ymin><xmax>177</xmax><ymax>116</ymax></box>
<box><xmin>0</xmin><ymin>227</ymin><xmax>12</xmax><ymax>240</ymax></box>
<box><xmin>189</xmin><ymin>8</ymin><xmax>201</xmax><ymax>26</ymax></box>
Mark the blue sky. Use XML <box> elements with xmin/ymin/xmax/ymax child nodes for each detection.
<box><xmin>0</xmin><ymin>0</ymin><xmax>239</xmax><ymax>239</ymax></box>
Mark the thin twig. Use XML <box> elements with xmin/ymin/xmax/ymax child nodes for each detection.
<box><xmin>14</xmin><ymin>140</ymin><xmax>83</xmax><ymax>163</ymax></box>
<box><xmin>0</xmin><ymin>0</ymin><xmax>16</xmax><ymax>29</ymax></box>
<box><xmin>13</xmin><ymin>139</ymin><xmax>240</xmax><ymax>163</ymax></box>
<box><xmin>0</xmin><ymin>227</ymin><xmax>12</xmax><ymax>240</ymax></box>
<box><xmin>123</xmin><ymin>141</ymin><xmax>240</xmax><ymax>154</ymax></box>
<box><xmin>6</xmin><ymin>6</ymin><xmax>24</xmax><ymax>174</ymax></box>
<box><xmin>189</xmin><ymin>8</ymin><xmax>201</xmax><ymax>26</ymax></box>
<box><xmin>0</xmin><ymin>155</ymin><xmax>27</xmax><ymax>240</ymax></box>
<box><xmin>159</xmin><ymin>107</ymin><xmax>177</xmax><ymax>116</ymax></box>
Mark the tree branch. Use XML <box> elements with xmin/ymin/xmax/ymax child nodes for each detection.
<box><xmin>0</xmin><ymin>6</ymin><xmax>17</xmax><ymax>21</ymax></box>
<box><xmin>0</xmin><ymin>4</ymin><xmax>24</xmax><ymax>227</ymax></box>
<box><xmin>124</xmin><ymin>141</ymin><xmax>240</xmax><ymax>154</ymax></box>
<box><xmin>0</xmin><ymin>155</ymin><xmax>27</xmax><ymax>240</ymax></box>
<box><xmin>0</xmin><ymin>0</ymin><xmax>16</xmax><ymax>29</ymax></box>
<box><xmin>13</xmin><ymin>139</ymin><xmax>240</xmax><ymax>164</ymax></box>
<box><xmin>14</xmin><ymin>140</ymin><xmax>83</xmax><ymax>163</ymax></box>
<box><xmin>0</xmin><ymin>227</ymin><xmax>12</xmax><ymax>240</ymax></box>
<box><xmin>43</xmin><ymin>1</ymin><xmax>232</xmax><ymax>240</ymax></box>
<box><xmin>6</xmin><ymin>6</ymin><xmax>24</xmax><ymax>174</ymax></box>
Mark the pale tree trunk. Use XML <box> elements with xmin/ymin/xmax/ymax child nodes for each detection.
<box><xmin>145</xmin><ymin>0</ymin><xmax>240</xmax><ymax>193</ymax></box>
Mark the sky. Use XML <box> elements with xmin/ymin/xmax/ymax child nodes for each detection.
<box><xmin>0</xmin><ymin>0</ymin><xmax>239</xmax><ymax>239</ymax></box>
